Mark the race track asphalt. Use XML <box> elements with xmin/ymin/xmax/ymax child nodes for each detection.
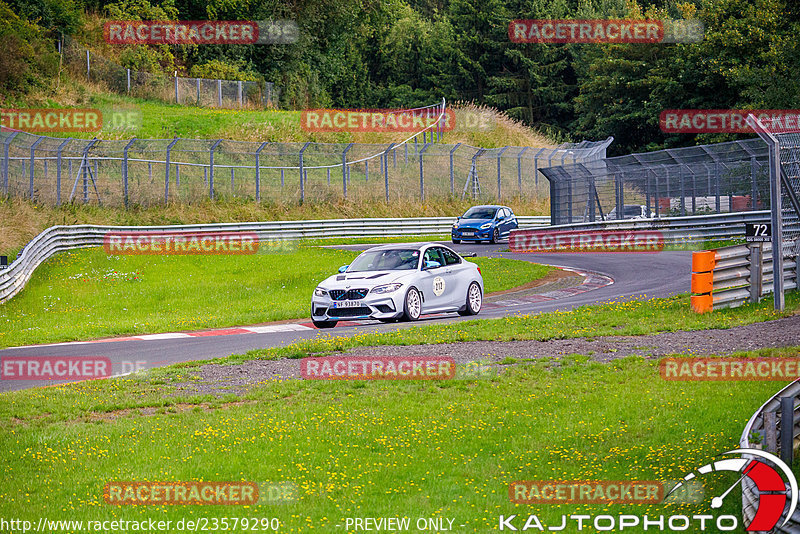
<box><xmin>0</xmin><ymin>243</ymin><xmax>692</xmax><ymax>392</ymax></box>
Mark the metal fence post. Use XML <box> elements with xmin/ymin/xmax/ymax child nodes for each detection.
<box><xmin>165</xmin><ymin>137</ymin><xmax>178</xmax><ymax>204</ymax></box>
<box><xmin>86</xmin><ymin>50</ymin><xmax>90</xmax><ymax>79</ymax></box>
<box><xmin>238</xmin><ymin>81</ymin><xmax>243</xmax><ymax>107</ymax></box>
<box><xmin>749</xmin><ymin>243</ymin><xmax>763</xmax><ymax>303</ymax></box>
<box><xmin>679</xmin><ymin>166</ymin><xmax>686</xmax><ymax>216</ymax></box>
<box><xmin>217</xmin><ymin>80</ymin><xmax>222</xmax><ymax>107</ymax></box>
<box><xmin>3</xmin><ymin>132</ymin><xmax>19</xmax><ymax>195</ymax></box>
<box><xmin>796</xmin><ymin>238</ymin><xmax>800</xmax><ymax>292</ymax></box>
<box><xmin>449</xmin><ymin>143</ymin><xmax>461</xmax><ymax>196</ymax></box>
<box><xmin>365</xmin><ymin>160</ymin><xmax>369</xmax><ymax>182</ymax></box>
<box><xmin>209</xmin><ymin>139</ymin><xmax>222</xmax><ymax>199</ymax></box>
<box><xmin>496</xmin><ymin>147</ymin><xmax>508</xmax><ymax>202</ymax></box>
<box><xmin>419</xmin><ymin>142</ymin><xmax>431</xmax><ymax>201</ymax></box>
<box><xmin>517</xmin><ymin>147</ymin><xmax>529</xmax><ymax>194</ymax></box>
<box><xmin>780</xmin><ymin>397</ymin><xmax>794</xmax><ymax>466</ymax></box>
<box><xmin>751</xmin><ymin>157</ymin><xmax>759</xmax><ymax>210</ymax></box>
<box><xmin>196</xmin><ymin>78</ymin><xmax>201</xmax><ymax>105</ymax></box>
<box><xmin>127</xmin><ymin>69</ymin><xmax>131</xmax><ymax>93</ymax></box>
<box><xmin>174</xmin><ymin>74</ymin><xmax>178</xmax><ymax>103</ymax></box>
<box><xmin>254</xmin><ymin>141</ymin><xmax>267</xmax><ymax>202</ymax></box>
<box><xmin>56</xmin><ymin>138</ymin><xmax>71</xmax><ymax>206</ymax></box>
<box><xmin>298</xmin><ymin>141</ymin><xmax>310</xmax><ymax>203</ymax></box>
<box><xmin>384</xmin><ymin>143</ymin><xmax>395</xmax><ymax>203</ymax></box>
<box><xmin>715</xmin><ymin>162</ymin><xmax>721</xmax><ymax>213</ymax></box>
<box><xmin>122</xmin><ymin>138</ymin><xmax>135</xmax><ymax>208</ymax></box>
<box><xmin>29</xmin><ymin>137</ymin><xmax>44</xmax><ymax>200</ymax></box>
<box><xmin>534</xmin><ymin>147</ymin><xmax>547</xmax><ymax>188</ymax></box>
<box><xmin>342</xmin><ymin>143</ymin><xmax>353</xmax><ymax>198</ymax></box>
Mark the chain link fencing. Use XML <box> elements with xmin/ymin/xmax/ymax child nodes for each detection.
<box><xmin>60</xmin><ymin>36</ymin><xmax>278</xmax><ymax>108</ymax></box>
<box><xmin>541</xmin><ymin>139</ymin><xmax>770</xmax><ymax>225</ymax></box>
<box><xmin>0</xmin><ymin>128</ymin><xmax>611</xmax><ymax>207</ymax></box>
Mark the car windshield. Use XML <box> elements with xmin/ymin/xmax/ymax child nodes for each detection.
<box><xmin>624</xmin><ymin>206</ymin><xmax>642</xmax><ymax>216</ymax></box>
<box><xmin>463</xmin><ymin>207</ymin><xmax>497</xmax><ymax>219</ymax></box>
<box><xmin>347</xmin><ymin>249</ymin><xmax>420</xmax><ymax>272</ymax></box>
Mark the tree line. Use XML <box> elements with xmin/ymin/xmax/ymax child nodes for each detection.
<box><xmin>2</xmin><ymin>0</ymin><xmax>799</xmax><ymax>154</ymax></box>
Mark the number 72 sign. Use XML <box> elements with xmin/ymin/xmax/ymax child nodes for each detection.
<box><xmin>746</xmin><ymin>223</ymin><xmax>772</xmax><ymax>242</ymax></box>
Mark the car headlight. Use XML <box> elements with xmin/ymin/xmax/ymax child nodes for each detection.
<box><xmin>480</xmin><ymin>222</ymin><xmax>492</xmax><ymax>229</ymax></box>
<box><xmin>314</xmin><ymin>287</ymin><xmax>328</xmax><ymax>297</ymax></box>
<box><xmin>371</xmin><ymin>283</ymin><xmax>403</xmax><ymax>294</ymax></box>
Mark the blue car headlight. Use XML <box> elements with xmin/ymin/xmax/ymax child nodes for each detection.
<box><xmin>371</xmin><ymin>283</ymin><xmax>403</xmax><ymax>294</ymax></box>
<box><xmin>480</xmin><ymin>222</ymin><xmax>492</xmax><ymax>229</ymax></box>
<box><xmin>314</xmin><ymin>287</ymin><xmax>328</xmax><ymax>297</ymax></box>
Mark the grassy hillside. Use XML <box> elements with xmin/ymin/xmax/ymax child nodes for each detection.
<box><xmin>17</xmin><ymin>79</ymin><xmax>555</xmax><ymax>148</ymax></box>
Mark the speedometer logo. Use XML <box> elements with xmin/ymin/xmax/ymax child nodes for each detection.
<box><xmin>667</xmin><ymin>449</ymin><xmax>797</xmax><ymax>531</ymax></box>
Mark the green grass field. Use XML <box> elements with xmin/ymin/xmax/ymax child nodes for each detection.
<box><xmin>0</xmin><ymin>347</ymin><xmax>790</xmax><ymax>532</ymax></box>
<box><xmin>0</xmin><ymin>246</ymin><xmax>552</xmax><ymax>348</ymax></box>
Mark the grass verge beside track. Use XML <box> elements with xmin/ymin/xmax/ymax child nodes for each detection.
<box><xmin>232</xmin><ymin>292</ymin><xmax>800</xmax><ymax>362</ymax></box>
<box><xmin>0</xmin><ymin>247</ymin><xmax>552</xmax><ymax>348</ymax></box>
<box><xmin>0</xmin><ymin>346</ymin><xmax>794</xmax><ymax>530</ymax></box>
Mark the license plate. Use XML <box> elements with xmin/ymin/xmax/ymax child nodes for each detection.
<box><xmin>462</xmin><ymin>231</ymin><xmax>475</xmax><ymax>236</ymax></box>
<box><xmin>332</xmin><ymin>300</ymin><xmax>360</xmax><ymax>308</ymax></box>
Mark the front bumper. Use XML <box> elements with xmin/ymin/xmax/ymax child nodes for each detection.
<box><xmin>452</xmin><ymin>227</ymin><xmax>492</xmax><ymax>241</ymax></box>
<box><xmin>311</xmin><ymin>291</ymin><xmax>404</xmax><ymax>321</ymax></box>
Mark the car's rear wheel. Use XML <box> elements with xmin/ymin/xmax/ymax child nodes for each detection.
<box><xmin>490</xmin><ymin>228</ymin><xmax>500</xmax><ymax>244</ymax></box>
<box><xmin>402</xmin><ymin>287</ymin><xmax>422</xmax><ymax>321</ymax></box>
<box><xmin>458</xmin><ymin>282</ymin><xmax>482</xmax><ymax>316</ymax></box>
<box><xmin>312</xmin><ymin>320</ymin><xmax>338</xmax><ymax>328</ymax></box>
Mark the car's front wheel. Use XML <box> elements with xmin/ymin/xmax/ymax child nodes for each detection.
<box><xmin>402</xmin><ymin>287</ymin><xmax>422</xmax><ymax>321</ymax></box>
<box><xmin>458</xmin><ymin>281</ymin><xmax>482</xmax><ymax>316</ymax></box>
<box><xmin>312</xmin><ymin>320</ymin><xmax>338</xmax><ymax>328</ymax></box>
<box><xmin>490</xmin><ymin>228</ymin><xmax>500</xmax><ymax>244</ymax></box>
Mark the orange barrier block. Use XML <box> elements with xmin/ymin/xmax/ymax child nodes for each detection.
<box><xmin>691</xmin><ymin>250</ymin><xmax>716</xmax><ymax>313</ymax></box>
<box><xmin>691</xmin><ymin>294</ymin><xmax>713</xmax><ymax>313</ymax></box>
<box><xmin>692</xmin><ymin>250</ymin><xmax>715</xmax><ymax>273</ymax></box>
<box><xmin>691</xmin><ymin>271</ymin><xmax>713</xmax><ymax>294</ymax></box>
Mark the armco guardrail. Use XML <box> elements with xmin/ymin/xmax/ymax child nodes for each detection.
<box><xmin>512</xmin><ymin>210</ymin><xmax>771</xmax><ymax>245</ymax></box>
<box><xmin>740</xmin><ymin>381</ymin><xmax>800</xmax><ymax>531</ymax></box>
<box><xmin>690</xmin><ymin>242</ymin><xmax>799</xmax><ymax>312</ymax></box>
<box><xmin>0</xmin><ymin>216</ymin><xmax>549</xmax><ymax>303</ymax></box>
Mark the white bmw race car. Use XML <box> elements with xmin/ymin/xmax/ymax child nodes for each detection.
<box><xmin>311</xmin><ymin>243</ymin><xmax>484</xmax><ymax>328</ymax></box>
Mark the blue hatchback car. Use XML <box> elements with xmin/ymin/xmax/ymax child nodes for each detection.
<box><xmin>451</xmin><ymin>205</ymin><xmax>518</xmax><ymax>244</ymax></box>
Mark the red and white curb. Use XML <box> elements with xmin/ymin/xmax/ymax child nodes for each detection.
<box><xmin>4</xmin><ymin>267</ymin><xmax>612</xmax><ymax>351</ymax></box>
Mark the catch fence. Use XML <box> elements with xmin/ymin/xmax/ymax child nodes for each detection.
<box><xmin>60</xmin><ymin>36</ymin><xmax>278</xmax><ymax>108</ymax></box>
<box><xmin>0</xmin><ymin>130</ymin><xmax>611</xmax><ymax>207</ymax></box>
<box><xmin>541</xmin><ymin>139</ymin><xmax>771</xmax><ymax>225</ymax></box>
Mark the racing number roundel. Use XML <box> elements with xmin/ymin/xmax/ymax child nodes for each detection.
<box><xmin>433</xmin><ymin>276</ymin><xmax>445</xmax><ymax>296</ymax></box>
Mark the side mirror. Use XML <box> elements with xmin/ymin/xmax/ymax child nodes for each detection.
<box><xmin>457</xmin><ymin>216</ymin><xmax>461</xmax><ymax>220</ymax></box>
<box><xmin>338</xmin><ymin>265</ymin><xmax>349</xmax><ymax>273</ymax></box>
<box><xmin>424</xmin><ymin>260</ymin><xmax>441</xmax><ymax>270</ymax></box>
